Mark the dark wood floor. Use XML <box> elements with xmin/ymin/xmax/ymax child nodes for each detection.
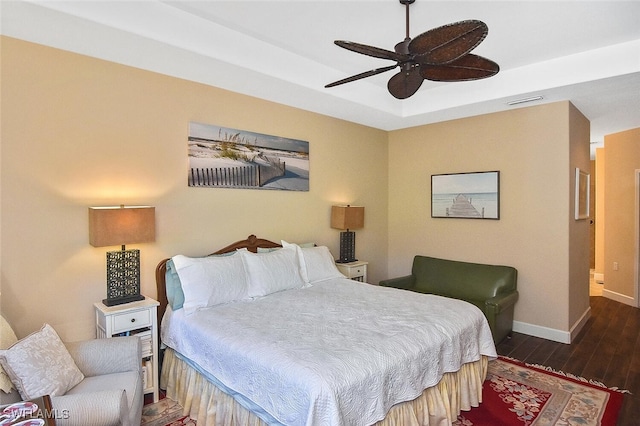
<box><xmin>496</xmin><ymin>296</ymin><xmax>640</xmax><ymax>426</ymax></box>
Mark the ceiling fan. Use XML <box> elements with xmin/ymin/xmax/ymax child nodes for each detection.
<box><xmin>325</xmin><ymin>0</ymin><xmax>499</xmax><ymax>99</ymax></box>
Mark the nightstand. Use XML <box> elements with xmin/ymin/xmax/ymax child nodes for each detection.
<box><xmin>94</xmin><ymin>296</ymin><xmax>159</xmax><ymax>403</ymax></box>
<box><xmin>336</xmin><ymin>260</ymin><xmax>368</xmax><ymax>282</ymax></box>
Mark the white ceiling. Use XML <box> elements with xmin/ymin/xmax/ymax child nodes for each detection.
<box><xmin>2</xmin><ymin>1</ymin><xmax>640</xmax><ymax>157</ymax></box>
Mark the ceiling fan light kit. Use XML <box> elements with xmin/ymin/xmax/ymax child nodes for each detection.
<box><xmin>325</xmin><ymin>0</ymin><xmax>500</xmax><ymax>99</ymax></box>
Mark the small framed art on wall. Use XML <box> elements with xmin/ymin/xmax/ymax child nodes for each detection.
<box><xmin>431</xmin><ymin>171</ymin><xmax>500</xmax><ymax>219</ymax></box>
<box><xmin>574</xmin><ymin>168</ymin><xmax>590</xmax><ymax>220</ymax></box>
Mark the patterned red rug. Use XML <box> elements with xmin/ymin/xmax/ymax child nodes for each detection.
<box><xmin>143</xmin><ymin>357</ymin><xmax>625</xmax><ymax>426</ymax></box>
<box><xmin>455</xmin><ymin>356</ymin><xmax>626</xmax><ymax>426</ymax></box>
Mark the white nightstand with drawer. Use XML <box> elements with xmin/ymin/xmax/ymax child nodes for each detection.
<box><xmin>94</xmin><ymin>296</ymin><xmax>159</xmax><ymax>402</ymax></box>
<box><xmin>336</xmin><ymin>260</ymin><xmax>368</xmax><ymax>282</ymax></box>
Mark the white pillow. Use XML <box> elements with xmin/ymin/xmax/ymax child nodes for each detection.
<box><xmin>0</xmin><ymin>324</ymin><xmax>84</xmax><ymax>399</ymax></box>
<box><xmin>300</xmin><ymin>245</ymin><xmax>345</xmax><ymax>283</ymax></box>
<box><xmin>172</xmin><ymin>252</ymin><xmax>249</xmax><ymax>315</ymax></box>
<box><xmin>241</xmin><ymin>244</ymin><xmax>307</xmax><ymax>297</ymax></box>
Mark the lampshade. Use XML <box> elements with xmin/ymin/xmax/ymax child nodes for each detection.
<box><xmin>89</xmin><ymin>206</ymin><xmax>155</xmax><ymax>247</ymax></box>
<box><xmin>330</xmin><ymin>205</ymin><xmax>364</xmax><ymax>230</ymax></box>
<box><xmin>89</xmin><ymin>205</ymin><xmax>155</xmax><ymax>306</ymax></box>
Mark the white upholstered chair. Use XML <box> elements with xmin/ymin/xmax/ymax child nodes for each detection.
<box><xmin>0</xmin><ymin>319</ymin><xmax>143</xmax><ymax>426</ymax></box>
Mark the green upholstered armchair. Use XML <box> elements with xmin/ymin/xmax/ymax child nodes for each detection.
<box><xmin>380</xmin><ymin>255</ymin><xmax>518</xmax><ymax>344</ymax></box>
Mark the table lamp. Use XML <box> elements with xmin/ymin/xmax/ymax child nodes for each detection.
<box><xmin>89</xmin><ymin>205</ymin><xmax>155</xmax><ymax>306</ymax></box>
<box><xmin>331</xmin><ymin>205</ymin><xmax>364</xmax><ymax>263</ymax></box>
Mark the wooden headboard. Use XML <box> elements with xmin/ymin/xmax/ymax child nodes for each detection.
<box><xmin>154</xmin><ymin>234</ymin><xmax>282</xmax><ymax>326</ymax></box>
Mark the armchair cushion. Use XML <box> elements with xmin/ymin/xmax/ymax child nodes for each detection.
<box><xmin>0</xmin><ymin>324</ymin><xmax>84</xmax><ymax>399</ymax></box>
<box><xmin>61</xmin><ymin>337</ymin><xmax>143</xmax><ymax>426</ymax></box>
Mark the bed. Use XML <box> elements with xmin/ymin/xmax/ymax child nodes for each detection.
<box><xmin>155</xmin><ymin>235</ymin><xmax>497</xmax><ymax>426</ymax></box>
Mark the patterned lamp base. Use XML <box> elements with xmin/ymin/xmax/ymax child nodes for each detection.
<box><xmin>103</xmin><ymin>249</ymin><xmax>145</xmax><ymax>306</ymax></box>
<box><xmin>336</xmin><ymin>231</ymin><xmax>358</xmax><ymax>263</ymax></box>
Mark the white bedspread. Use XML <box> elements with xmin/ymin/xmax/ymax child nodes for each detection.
<box><xmin>161</xmin><ymin>278</ymin><xmax>497</xmax><ymax>426</ymax></box>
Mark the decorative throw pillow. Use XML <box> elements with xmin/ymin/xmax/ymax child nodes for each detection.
<box><xmin>165</xmin><ymin>259</ymin><xmax>186</xmax><ymax>311</ymax></box>
<box><xmin>172</xmin><ymin>252</ymin><xmax>250</xmax><ymax>315</ymax></box>
<box><xmin>242</xmin><ymin>244</ymin><xmax>307</xmax><ymax>297</ymax></box>
<box><xmin>0</xmin><ymin>315</ymin><xmax>18</xmax><ymax>393</ymax></box>
<box><xmin>0</xmin><ymin>324</ymin><xmax>84</xmax><ymax>399</ymax></box>
<box><xmin>299</xmin><ymin>245</ymin><xmax>345</xmax><ymax>283</ymax></box>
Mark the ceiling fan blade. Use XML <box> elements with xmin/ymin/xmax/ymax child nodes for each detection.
<box><xmin>409</xmin><ymin>20</ymin><xmax>488</xmax><ymax>65</ymax></box>
<box><xmin>334</xmin><ymin>40</ymin><xmax>409</xmax><ymax>62</ymax></box>
<box><xmin>387</xmin><ymin>66</ymin><xmax>424</xmax><ymax>99</ymax></box>
<box><xmin>420</xmin><ymin>54</ymin><xmax>500</xmax><ymax>82</ymax></box>
<box><xmin>325</xmin><ymin>65</ymin><xmax>398</xmax><ymax>88</ymax></box>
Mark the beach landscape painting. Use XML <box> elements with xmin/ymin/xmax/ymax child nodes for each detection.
<box><xmin>431</xmin><ymin>171</ymin><xmax>500</xmax><ymax>219</ymax></box>
<box><xmin>188</xmin><ymin>122</ymin><xmax>309</xmax><ymax>191</ymax></box>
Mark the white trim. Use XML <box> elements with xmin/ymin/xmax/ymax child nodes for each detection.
<box><xmin>512</xmin><ymin>305</ymin><xmax>591</xmax><ymax>344</ymax></box>
<box><xmin>635</xmin><ymin>170</ymin><xmax>640</xmax><ymax>307</ymax></box>
<box><xmin>602</xmin><ymin>288</ymin><xmax>637</xmax><ymax>307</ymax></box>
<box><xmin>594</xmin><ymin>272</ymin><xmax>604</xmax><ymax>283</ymax></box>
<box><xmin>570</xmin><ymin>306</ymin><xmax>592</xmax><ymax>342</ymax></box>
<box><xmin>513</xmin><ymin>321</ymin><xmax>571</xmax><ymax>344</ymax></box>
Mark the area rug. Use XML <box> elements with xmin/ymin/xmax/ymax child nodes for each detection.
<box><xmin>455</xmin><ymin>356</ymin><xmax>626</xmax><ymax>426</ymax></box>
<box><xmin>142</xmin><ymin>357</ymin><xmax>624</xmax><ymax>426</ymax></box>
<box><xmin>141</xmin><ymin>397</ymin><xmax>196</xmax><ymax>426</ymax></box>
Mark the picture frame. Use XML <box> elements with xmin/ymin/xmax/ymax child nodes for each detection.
<box><xmin>431</xmin><ymin>171</ymin><xmax>500</xmax><ymax>219</ymax></box>
<box><xmin>187</xmin><ymin>122</ymin><xmax>309</xmax><ymax>191</ymax></box>
<box><xmin>574</xmin><ymin>168</ymin><xmax>590</xmax><ymax>220</ymax></box>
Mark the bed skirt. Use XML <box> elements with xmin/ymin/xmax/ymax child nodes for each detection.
<box><xmin>160</xmin><ymin>348</ymin><xmax>489</xmax><ymax>426</ymax></box>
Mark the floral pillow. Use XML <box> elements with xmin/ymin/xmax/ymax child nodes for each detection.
<box><xmin>0</xmin><ymin>324</ymin><xmax>84</xmax><ymax>399</ymax></box>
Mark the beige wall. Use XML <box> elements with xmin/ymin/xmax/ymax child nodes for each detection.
<box><xmin>388</xmin><ymin>102</ymin><xmax>591</xmax><ymax>342</ymax></box>
<box><xmin>568</xmin><ymin>104</ymin><xmax>592</xmax><ymax>330</ymax></box>
<box><xmin>603</xmin><ymin>128</ymin><xmax>640</xmax><ymax>305</ymax></box>
<box><xmin>0</xmin><ymin>37</ymin><xmax>389</xmax><ymax>340</ymax></box>
<box><xmin>1</xmin><ymin>36</ymin><xmax>595</xmax><ymax>344</ymax></box>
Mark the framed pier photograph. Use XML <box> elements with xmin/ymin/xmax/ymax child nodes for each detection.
<box><xmin>431</xmin><ymin>171</ymin><xmax>500</xmax><ymax>219</ymax></box>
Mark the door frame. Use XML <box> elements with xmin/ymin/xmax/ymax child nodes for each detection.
<box><xmin>635</xmin><ymin>169</ymin><xmax>640</xmax><ymax>307</ymax></box>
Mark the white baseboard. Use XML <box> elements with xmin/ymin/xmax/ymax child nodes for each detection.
<box><xmin>594</xmin><ymin>272</ymin><xmax>604</xmax><ymax>283</ymax></box>
<box><xmin>602</xmin><ymin>289</ymin><xmax>637</xmax><ymax>307</ymax></box>
<box><xmin>570</xmin><ymin>306</ymin><xmax>592</xmax><ymax>342</ymax></box>
<box><xmin>512</xmin><ymin>305</ymin><xmax>591</xmax><ymax>344</ymax></box>
<box><xmin>512</xmin><ymin>321</ymin><xmax>571</xmax><ymax>344</ymax></box>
